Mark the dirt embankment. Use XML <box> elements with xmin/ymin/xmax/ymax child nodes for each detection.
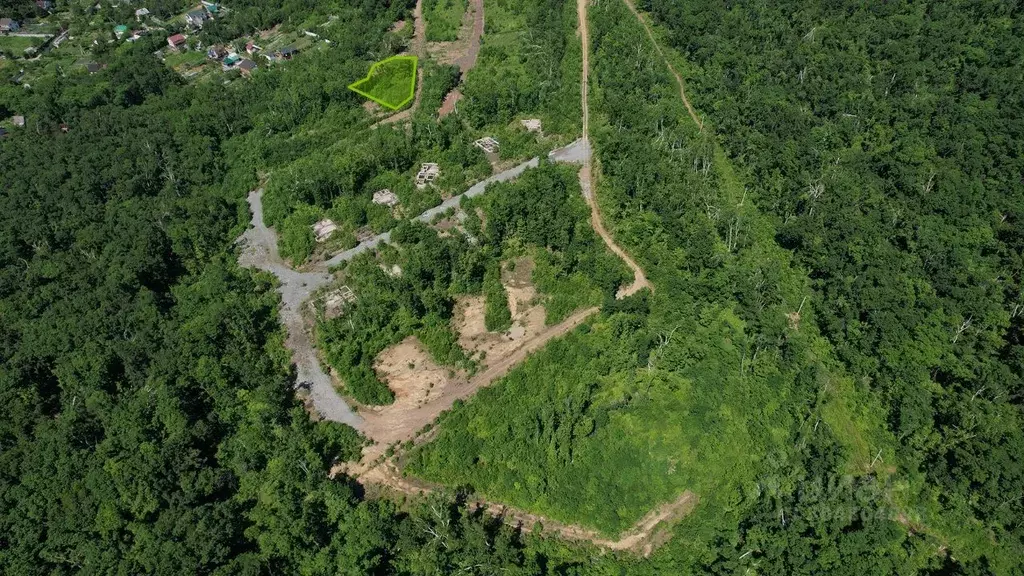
<box><xmin>358</xmin><ymin>303</ymin><xmax>598</xmax><ymax>460</ymax></box>
<box><xmin>354</xmin><ymin>456</ymin><xmax>696</xmax><ymax>556</ymax></box>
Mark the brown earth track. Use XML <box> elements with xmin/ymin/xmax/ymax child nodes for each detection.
<box><xmin>620</xmin><ymin>0</ymin><xmax>702</xmax><ymax>129</ymax></box>
<box><xmin>437</xmin><ymin>0</ymin><xmax>484</xmax><ymax>118</ymax></box>
<box><xmin>358</xmin><ymin>305</ymin><xmax>599</xmax><ymax>459</ymax></box>
<box><xmin>577</xmin><ymin>0</ymin><xmax>651</xmax><ymax>298</ymax></box>
<box><xmin>355</xmin><ymin>458</ymin><xmax>696</xmax><ymax>556</ymax></box>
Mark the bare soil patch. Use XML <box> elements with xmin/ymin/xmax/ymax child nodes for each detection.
<box><xmin>438</xmin><ymin>88</ymin><xmax>462</xmax><ymax>118</ymax></box>
<box><xmin>454</xmin><ymin>257</ymin><xmax>546</xmax><ymax>361</ymax></box>
<box><xmin>359</xmin><ymin>336</ymin><xmax>467</xmax><ymax>458</ymax></box>
<box><xmin>433</xmin><ymin>0</ymin><xmax>483</xmax><ymax>117</ymax></box>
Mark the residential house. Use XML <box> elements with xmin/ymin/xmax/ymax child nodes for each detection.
<box><xmin>278</xmin><ymin>46</ymin><xmax>296</xmax><ymax>60</ymax></box>
<box><xmin>113</xmin><ymin>24</ymin><xmax>128</xmax><ymax>39</ymax></box>
<box><xmin>185</xmin><ymin>10</ymin><xmax>207</xmax><ymax>28</ymax></box>
<box><xmin>85</xmin><ymin>62</ymin><xmax>103</xmax><ymax>74</ymax></box>
<box><xmin>135</xmin><ymin>8</ymin><xmax>150</xmax><ymax>21</ymax></box>
<box><xmin>0</xmin><ymin>18</ymin><xmax>20</xmax><ymax>34</ymax></box>
<box><xmin>206</xmin><ymin>45</ymin><xmax>226</xmax><ymax>60</ymax></box>
<box><xmin>244</xmin><ymin>41</ymin><xmax>260</xmax><ymax>55</ymax></box>
<box><xmin>12</xmin><ymin>115</ymin><xmax>25</xmax><ymax>127</ymax></box>
<box><xmin>36</xmin><ymin>0</ymin><xmax>54</xmax><ymax>10</ymax></box>
<box><xmin>238</xmin><ymin>58</ymin><xmax>256</xmax><ymax>77</ymax></box>
<box><xmin>202</xmin><ymin>1</ymin><xmax>221</xmax><ymax>15</ymax></box>
<box><xmin>167</xmin><ymin>33</ymin><xmax>187</xmax><ymax>50</ymax></box>
<box><xmin>221</xmin><ymin>52</ymin><xmax>240</xmax><ymax>69</ymax></box>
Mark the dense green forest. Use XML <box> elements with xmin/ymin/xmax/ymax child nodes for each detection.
<box><xmin>636</xmin><ymin>0</ymin><xmax>1024</xmax><ymax>569</ymax></box>
<box><xmin>0</xmin><ymin>1</ymin><xmax>588</xmax><ymax>573</ymax></box>
<box><xmin>2</xmin><ymin>0</ymin><xmax>1022</xmax><ymax>573</ymax></box>
<box><xmin>408</xmin><ymin>0</ymin><xmax>1023</xmax><ymax>572</ymax></box>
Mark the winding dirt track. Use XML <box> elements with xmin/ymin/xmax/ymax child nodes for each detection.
<box><xmin>350</xmin><ymin>0</ymin><xmax>688</xmax><ymax>556</ymax></box>
<box><xmin>359</xmin><ymin>458</ymin><xmax>696</xmax><ymax>555</ymax></box>
<box><xmin>621</xmin><ymin>0</ymin><xmax>702</xmax><ymax>129</ymax></box>
<box><xmin>577</xmin><ymin>0</ymin><xmax>652</xmax><ymax>298</ymax></box>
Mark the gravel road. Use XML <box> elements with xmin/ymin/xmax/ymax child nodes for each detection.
<box><xmin>238</xmin><ymin>143</ymin><xmax>582</xmax><ymax>426</ymax></box>
<box><xmin>237</xmin><ymin>190</ymin><xmax>363</xmax><ymax>426</ymax></box>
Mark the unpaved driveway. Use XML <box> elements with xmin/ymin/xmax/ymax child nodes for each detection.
<box><xmin>576</xmin><ymin>0</ymin><xmax>652</xmax><ymax>298</ymax></box>
<box><xmin>237</xmin><ymin>190</ymin><xmax>363</xmax><ymax>426</ymax></box>
<box><xmin>438</xmin><ymin>0</ymin><xmax>485</xmax><ymax>117</ymax></box>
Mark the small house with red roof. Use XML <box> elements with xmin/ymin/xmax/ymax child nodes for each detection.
<box><xmin>167</xmin><ymin>33</ymin><xmax>187</xmax><ymax>51</ymax></box>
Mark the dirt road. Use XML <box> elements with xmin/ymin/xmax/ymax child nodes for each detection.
<box><xmin>577</xmin><ymin>0</ymin><xmax>652</xmax><ymax>298</ymax></box>
<box><xmin>621</xmin><ymin>0</ymin><xmax>702</xmax><ymax>129</ymax></box>
<box><xmin>360</xmin><ymin>305</ymin><xmax>598</xmax><ymax>457</ymax></box>
<box><xmin>355</xmin><ymin>456</ymin><xmax>696</xmax><ymax>556</ymax></box>
<box><xmin>237</xmin><ymin>190</ymin><xmax>363</xmax><ymax>426</ymax></box>
<box><xmin>438</xmin><ymin>0</ymin><xmax>485</xmax><ymax>118</ymax></box>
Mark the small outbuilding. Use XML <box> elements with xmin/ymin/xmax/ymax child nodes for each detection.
<box><xmin>167</xmin><ymin>33</ymin><xmax>187</xmax><ymax>50</ymax></box>
<box><xmin>0</xmin><ymin>18</ymin><xmax>20</xmax><ymax>34</ymax></box>
<box><xmin>11</xmin><ymin>115</ymin><xmax>25</xmax><ymax>127</ymax></box>
<box><xmin>474</xmin><ymin>136</ymin><xmax>500</xmax><ymax>154</ymax></box>
<box><xmin>415</xmin><ymin>163</ymin><xmax>440</xmax><ymax>189</ymax></box>
<box><xmin>185</xmin><ymin>10</ymin><xmax>207</xmax><ymax>28</ymax></box>
<box><xmin>206</xmin><ymin>45</ymin><xmax>226</xmax><ymax>60</ymax></box>
<box><xmin>372</xmin><ymin>188</ymin><xmax>399</xmax><ymax>207</ymax></box>
<box><xmin>238</xmin><ymin>58</ymin><xmax>257</xmax><ymax>77</ymax></box>
<box><xmin>520</xmin><ymin>118</ymin><xmax>542</xmax><ymax>133</ymax></box>
<box><xmin>312</xmin><ymin>219</ymin><xmax>338</xmax><ymax>243</ymax></box>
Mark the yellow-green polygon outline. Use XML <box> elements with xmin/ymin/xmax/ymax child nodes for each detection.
<box><xmin>348</xmin><ymin>55</ymin><xmax>418</xmax><ymax>111</ymax></box>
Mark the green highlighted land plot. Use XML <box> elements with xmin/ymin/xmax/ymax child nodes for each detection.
<box><xmin>348</xmin><ymin>55</ymin><xmax>418</xmax><ymax>110</ymax></box>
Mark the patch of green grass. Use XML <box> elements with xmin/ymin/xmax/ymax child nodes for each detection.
<box><xmin>348</xmin><ymin>55</ymin><xmax>417</xmax><ymax>110</ymax></box>
<box><xmin>0</xmin><ymin>35</ymin><xmax>44</xmax><ymax>56</ymax></box>
<box><xmin>407</xmin><ymin>305</ymin><xmax>778</xmax><ymax>536</ymax></box>
<box><xmin>423</xmin><ymin>0</ymin><xmax>465</xmax><ymax>41</ymax></box>
<box><xmin>164</xmin><ymin>50</ymin><xmax>207</xmax><ymax>69</ymax></box>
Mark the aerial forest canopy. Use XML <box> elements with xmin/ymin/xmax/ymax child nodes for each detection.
<box><xmin>1</xmin><ymin>0</ymin><xmax>1022</xmax><ymax>574</ymax></box>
